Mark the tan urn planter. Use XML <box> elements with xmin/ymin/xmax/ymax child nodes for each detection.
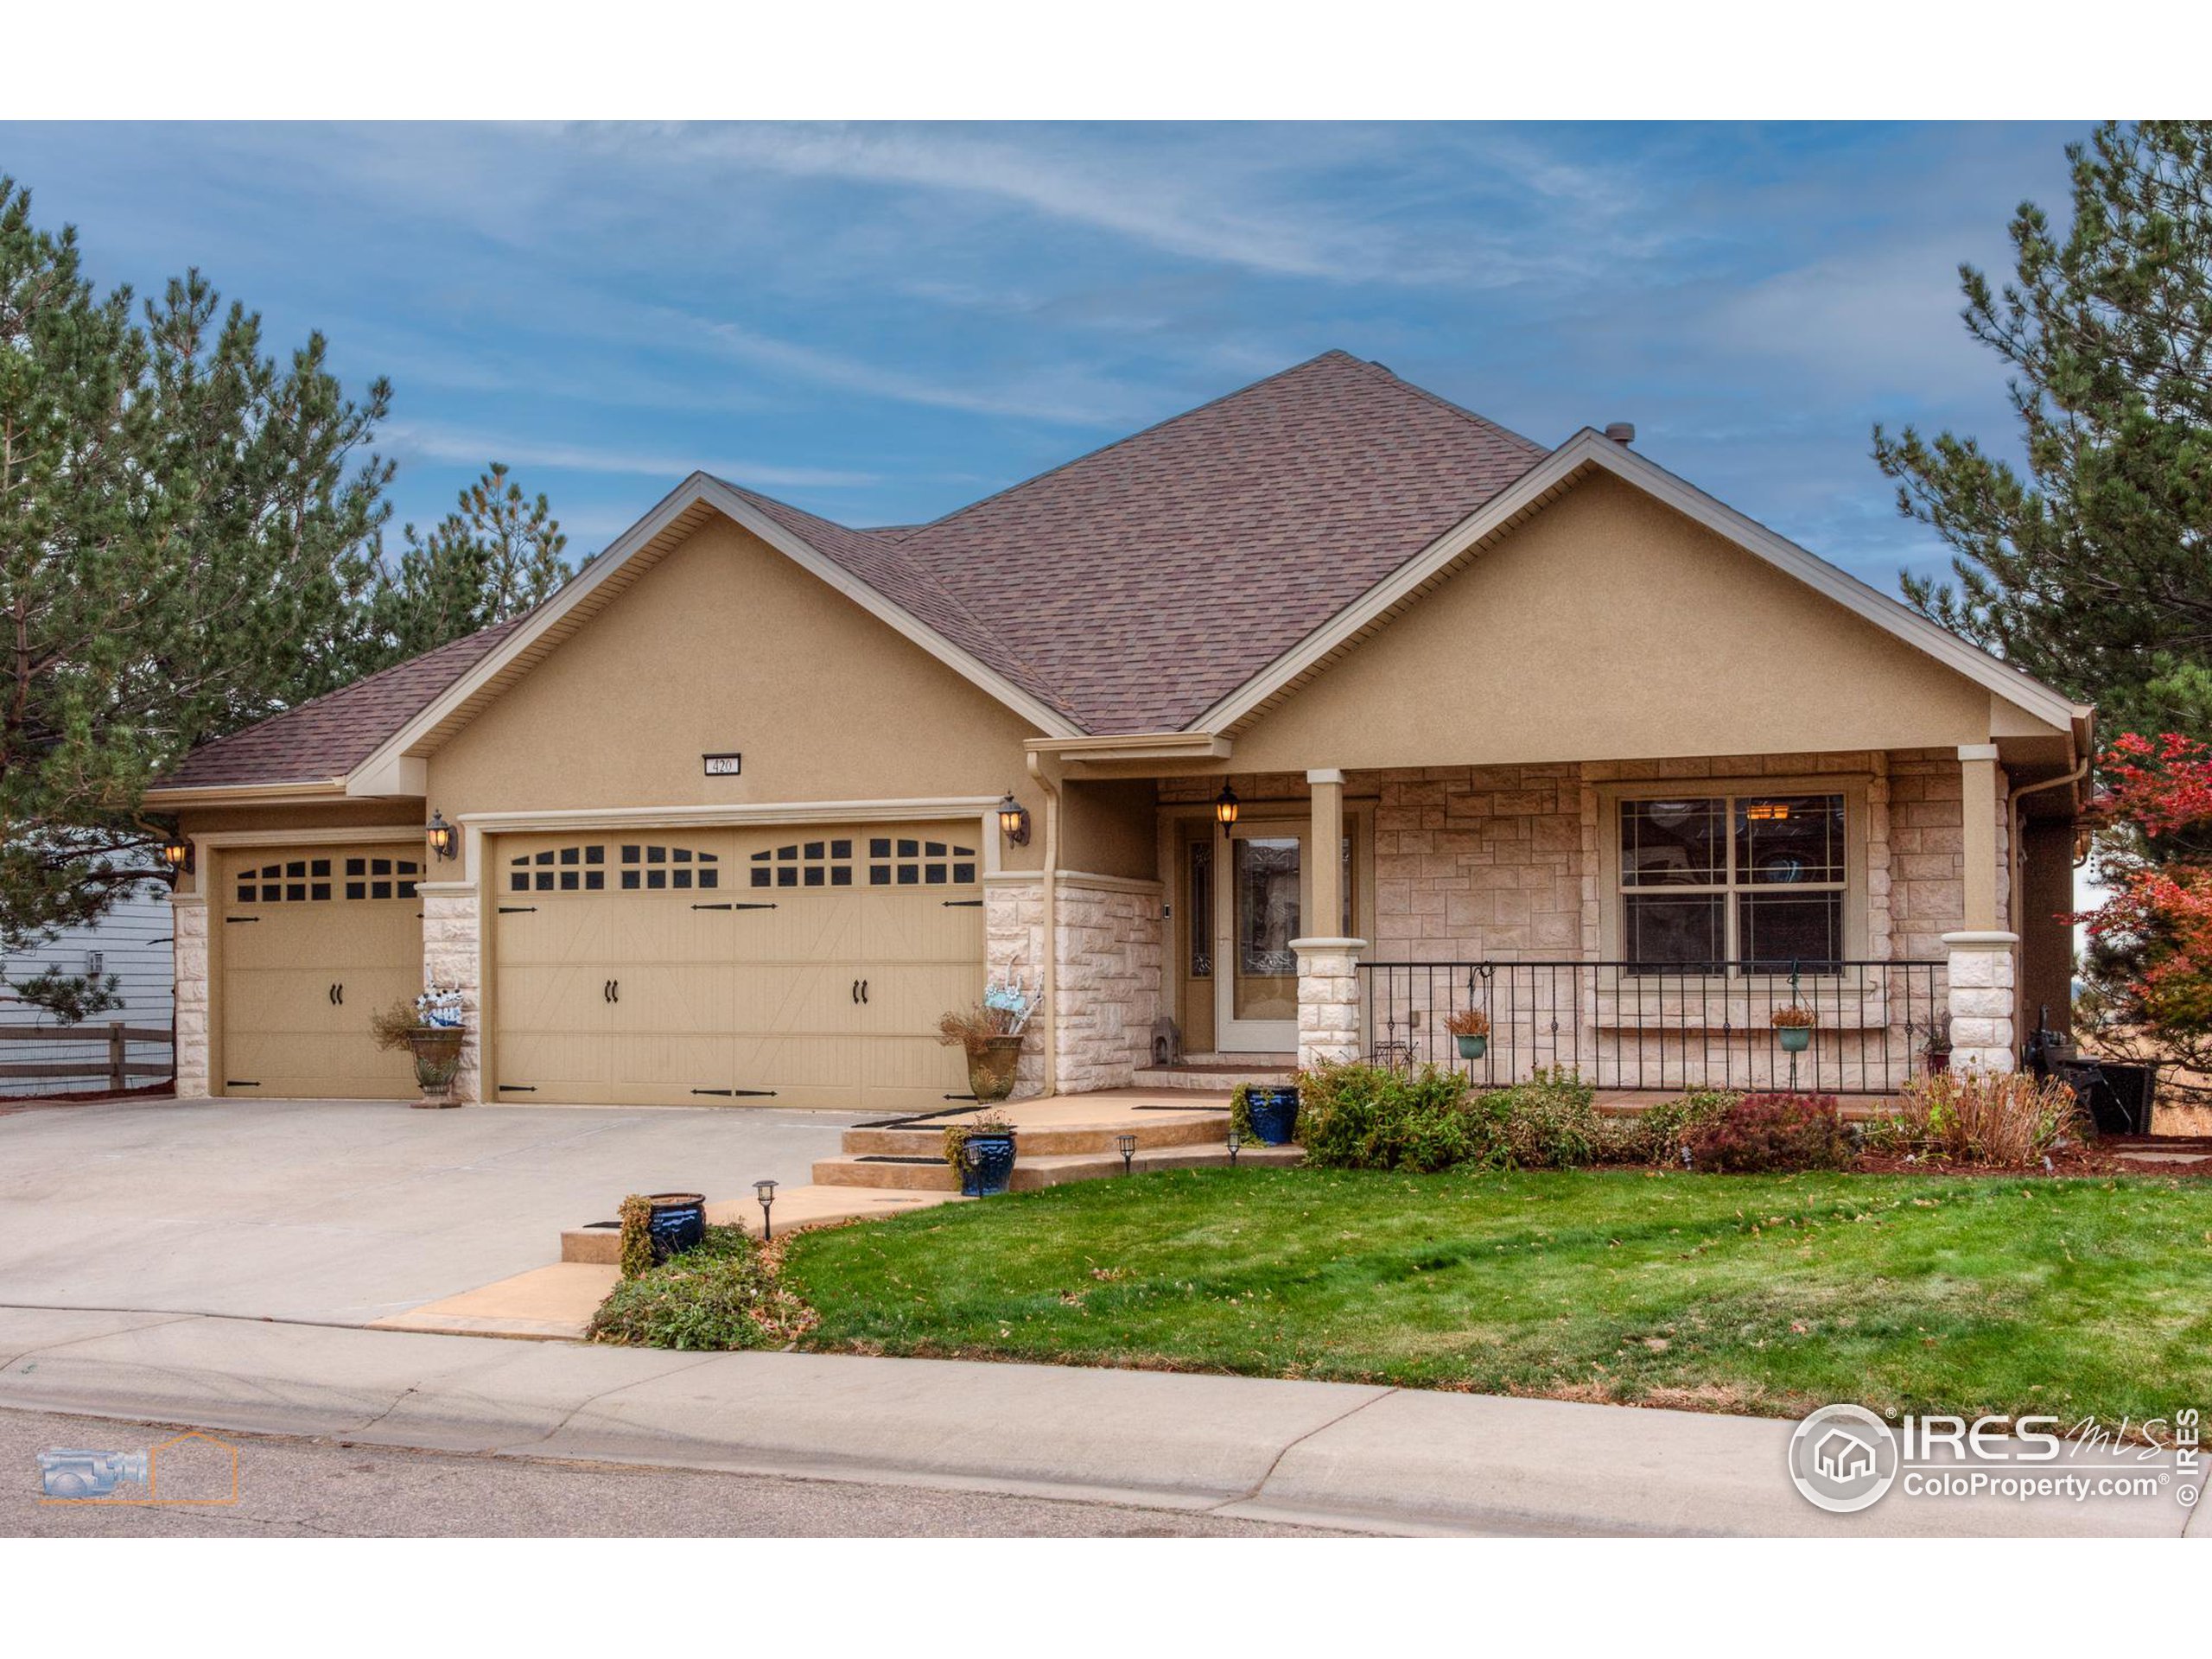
<box><xmin>404</xmin><ymin>1027</ymin><xmax>467</xmax><ymax>1109</ymax></box>
<box><xmin>967</xmin><ymin>1034</ymin><xmax>1024</xmax><ymax>1103</ymax></box>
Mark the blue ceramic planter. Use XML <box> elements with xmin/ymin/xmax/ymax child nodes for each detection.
<box><xmin>645</xmin><ymin>1192</ymin><xmax>707</xmax><ymax>1262</ymax></box>
<box><xmin>960</xmin><ymin>1131</ymin><xmax>1018</xmax><ymax>1197</ymax></box>
<box><xmin>1244</xmin><ymin>1086</ymin><xmax>1299</xmax><ymax>1146</ymax></box>
<box><xmin>1777</xmin><ymin>1026</ymin><xmax>1813</xmax><ymax>1054</ymax></box>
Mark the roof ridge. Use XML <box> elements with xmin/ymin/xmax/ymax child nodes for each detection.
<box><xmin>899</xmin><ymin>350</ymin><xmax>1372</xmax><ymax>543</ymax></box>
<box><xmin>1340</xmin><ymin>354</ymin><xmax>1552</xmax><ymax>458</ymax></box>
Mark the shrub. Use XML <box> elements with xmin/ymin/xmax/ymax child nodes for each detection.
<box><xmin>1876</xmin><ymin>1071</ymin><xmax>2087</xmax><ymax>1165</ymax></box>
<box><xmin>588</xmin><ymin>1225</ymin><xmax>817</xmax><ymax>1350</ymax></box>
<box><xmin>1483</xmin><ymin>1067</ymin><xmax>1600</xmax><ymax>1169</ymax></box>
<box><xmin>1596</xmin><ymin>1090</ymin><xmax>1739</xmax><ymax>1165</ymax></box>
<box><xmin>1681</xmin><ymin>1092</ymin><xmax>1849</xmax><ymax>1173</ymax></box>
<box><xmin>1297</xmin><ymin>1061</ymin><xmax>1483</xmax><ymax>1172</ymax></box>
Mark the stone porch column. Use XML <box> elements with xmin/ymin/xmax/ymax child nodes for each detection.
<box><xmin>171</xmin><ymin>889</ymin><xmax>209</xmax><ymax>1099</ymax></box>
<box><xmin>1958</xmin><ymin>744</ymin><xmax>2002</xmax><ymax>931</ymax></box>
<box><xmin>416</xmin><ymin>881</ymin><xmax>483</xmax><ymax>1104</ymax></box>
<box><xmin>1308</xmin><ymin>768</ymin><xmax>1345</xmax><ymax>938</ymax></box>
<box><xmin>1292</xmin><ymin>937</ymin><xmax>1367</xmax><ymax>1071</ymax></box>
<box><xmin>1942</xmin><ymin>930</ymin><xmax>2018</xmax><ymax>1074</ymax></box>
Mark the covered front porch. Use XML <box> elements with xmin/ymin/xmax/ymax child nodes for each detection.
<box><xmin>999</xmin><ymin>741</ymin><xmax>2073</xmax><ymax>1103</ymax></box>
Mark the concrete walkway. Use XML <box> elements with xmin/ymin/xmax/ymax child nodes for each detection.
<box><xmin>3</xmin><ymin>1305</ymin><xmax>2200</xmax><ymax>1538</ymax></box>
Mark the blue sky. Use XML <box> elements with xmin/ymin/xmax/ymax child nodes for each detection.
<box><xmin>2</xmin><ymin>121</ymin><xmax>2081</xmax><ymax>588</ymax></box>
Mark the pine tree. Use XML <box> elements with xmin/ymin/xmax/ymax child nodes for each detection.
<box><xmin>359</xmin><ymin>462</ymin><xmax>569</xmax><ymax>664</ymax></box>
<box><xmin>0</xmin><ymin>176</ymin><xmax>391</xmax><ymax>947</ymax></box>
<box><xmin>1874</xmin><ymin>121</ymin><xmax>2212</xmax><ymax>740</ymax></box>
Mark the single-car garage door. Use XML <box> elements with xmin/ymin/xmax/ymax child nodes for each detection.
<box><xmin>218</xmin><ymin>844</ymin><xmax>426</xmax><ymax>1099</ymax></box>
<box><xmin>491</xmin><ymin>824</ymin><xmax>984</xmax><ymax>1112</ymax></box>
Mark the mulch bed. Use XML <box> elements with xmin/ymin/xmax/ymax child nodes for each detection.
<box><xmin>1849</xmin><ymin>1135</ymin><xmax>2212</xmax><ymax>1179</ymax></box>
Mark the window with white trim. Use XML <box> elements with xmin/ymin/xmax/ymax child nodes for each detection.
<box><xmin>1618</xmin><ymin>793</ymin><xmax>1846</xmax><ymax>972</ymax></box>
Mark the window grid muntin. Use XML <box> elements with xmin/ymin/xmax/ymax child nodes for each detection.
<box><xmin>1617</xmin><ymin>792</ymin><xmax>1847</xmax><ymax>972</ymax></box>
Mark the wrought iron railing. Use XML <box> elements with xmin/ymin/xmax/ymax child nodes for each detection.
<box><xmin>1357</xmin><ymin>959</ymin><xmax>1948</xmax><ymax>1095</ymax></box>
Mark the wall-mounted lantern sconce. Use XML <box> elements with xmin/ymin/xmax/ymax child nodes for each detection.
<box><xmin>159</xmin><ymin>836</ymin><xmax>192</xmax><ymax>880</ymax></box>
<box><xmin>996</xmin><ymin>791</ymin><xmax>1031</xmax><ymax>846</ymax></box>
<box><xmin>1213</xmin><ymin>785</ymin><xmax>1240</xmax><ymax>827</ymax></box>
<box><xmin>426</xmin><ymin>810</ymin><xmax>459</xmax><ymax>861</ymax></box>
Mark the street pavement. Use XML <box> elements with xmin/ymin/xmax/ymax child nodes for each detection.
<box><xmin>2</xmin><ymin>1406</ymin><xmax>1340</xmax><ymax>1537</ymax></box>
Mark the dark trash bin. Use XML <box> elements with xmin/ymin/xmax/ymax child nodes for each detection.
<box><xmin>2051</xmin><ymin>1059</ymin><xmax>2158</xmax><ymax>1136</ymax></box>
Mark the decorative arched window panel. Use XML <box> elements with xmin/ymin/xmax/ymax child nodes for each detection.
<box><xmin>235</xmin><ymin>855</ymin><xmax>420</xmax><ymax>906</ymax></box>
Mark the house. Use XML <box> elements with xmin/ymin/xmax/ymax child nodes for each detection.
<box><xmin>1</xmin><ymin>881</ymin><xmax>175</xmax><ymax>1096</ymax></box>
<box><xmin>147</xmin><ymin>352</ymin><xmax>2092</xmax><ymax>1112</ymax></box>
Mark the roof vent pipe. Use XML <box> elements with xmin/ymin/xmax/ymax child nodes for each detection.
<box><xmin>1605</xmin><ymin>423</ymin><xmax>1636</xmax><ymax>444</ymax></box>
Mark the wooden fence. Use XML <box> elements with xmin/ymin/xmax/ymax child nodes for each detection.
<box><xmin>0</xmin><ymin>1022</ymin><xmax>174</xmax><ymax>1091</ymax></box>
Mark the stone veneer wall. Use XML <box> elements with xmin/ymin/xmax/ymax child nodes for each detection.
<box><xmin>1886</xmin><ymin>749</ymin><xmax>2009</xmax><ymax>960</ymax></box>
<box><xmin>418</xmin><ymin>883</ymin><xmax>481</xmax><ymax>1104</ymax></box>
<box><xmin>171</xmin><ymin>893</ymin><xmax>209</xmax><ymax>1099</ymax></box>
<box><xmin>985</xmin><ymin>874</ymin><xmax>1162</xmax><ymax>1097</ymax></box>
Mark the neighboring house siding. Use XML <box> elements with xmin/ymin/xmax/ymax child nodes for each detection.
<box><xmin>0</xmin><ymin>885</ymin><xmax>175</xmax><ymax>1096</ymax></box>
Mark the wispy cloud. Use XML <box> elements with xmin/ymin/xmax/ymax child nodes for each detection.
<box><xmin>380</xmin><ymin>423</ymin><xmax>880</xmax><ymax>489</ymax></box>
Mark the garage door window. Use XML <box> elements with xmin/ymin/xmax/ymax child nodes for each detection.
<box><xmin>619</xmin><ymin>843</ymin><xmax>719</xmax><ymax>892</ymax></box>
<box><xmin>237</xmin><ymin>856</ymin><xmax>419</xmax><ymax>905</ymax></box>
<box><xmin>510</xmin><ymin>844</ymin><xmax>612</xmax><ymax>894</ymax></box>
<box><xmin>866</xmin><ymin>836</ymin><xmax>976</xmax><ymax>887</ymax></box>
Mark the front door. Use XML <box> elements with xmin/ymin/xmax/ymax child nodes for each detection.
<box><xmin>1215</xmin><ymin>822</ymin><xmax>1303</xmax><ymax>1052</ymax></box>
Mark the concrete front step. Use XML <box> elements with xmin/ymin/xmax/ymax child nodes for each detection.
<box><xmin>1133</xmin><ymin>1065</ymin><xmax>1296</xmax><ymax>1090</ymax></box>
<box><xmin>842</xmin><ymin>1113</ymin><xmax>1230</xmax><ymax>1160</ymax></box>
<box><xmin>814</xmin><ymin>1138</ymin><xmax>1305</xmax><ymax>1193</ymax></box>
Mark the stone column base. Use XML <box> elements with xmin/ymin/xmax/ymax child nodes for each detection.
<box><xmin>1942</xmin><ymin>930</ymin><xmax>2019</xmax><ymax>1075</ymax></box>
<box><xmin>1293</xmin><ymin>936</ymin><xmax>1367</xmax><ymax>1072</ymax></box>
<box><xmin>171</xmin><ymin>892</ymin><xmax>210</xmax><ymax>1099</ymax></box>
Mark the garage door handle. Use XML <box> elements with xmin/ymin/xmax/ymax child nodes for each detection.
<box><xmin>850</xmin><ymin>979</ymin><xmax>859</xmax><ymax>1004</ymax></box>
<box><xmin>861</xmin><ymin>979</ymin><xmax>869</xmax><ymax>1004</ymax></box>
<box><xmin>334</xmin><ymin>983</ymin><xmax>344</xmax><ymax>1007</ymax></box>
<box><xmin>610</xmin><ymin>979</ymin><xmax>620</xmax><ymax>1004</ymax></box>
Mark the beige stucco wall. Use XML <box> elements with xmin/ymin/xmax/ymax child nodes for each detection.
<box><xmin>1231</xmin><ymin>474</ymin><xmax>2040</xmax><ymax>772</ymax></box>
<box><xmin>423</xmin><ymin>518</ymin><xmax>1046</xmax><ymax>880</ymax></box>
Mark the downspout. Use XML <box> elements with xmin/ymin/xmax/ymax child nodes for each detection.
<box><xmin>2007</xmin><ymin>756</ymin><xmax>2091</xmax><ymax>933</ymax></box>
<box><xmin>1024</xmin><ymin>749</ymin><xmax>1061</xmax><ymax>1098</ymax></box>
<box><xmin>2006</xmin><ymin>755</ymin><xmax>2091</xmax><ymax>1039</ymax></box>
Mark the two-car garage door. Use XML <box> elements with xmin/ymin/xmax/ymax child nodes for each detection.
<box><xmin>490</xmin><ymin>823</ymin><xmax>985</xmax><ymax>1113</ymax></box>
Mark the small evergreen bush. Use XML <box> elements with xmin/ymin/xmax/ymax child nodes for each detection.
<box><xmin>588</xmin><ymin>1225</ymin><xmax>817</xmax><ymax>1350</ymax></box>
<box><xmin>1482</xmin><ymin>1067</ymin><xmax>1601</xmax><ymax>1168</ymax></box>
<box><xmin>1297</xmin><ymin>1062</ymin><xmax>1484</xmax><ymax>1172</ymax></box>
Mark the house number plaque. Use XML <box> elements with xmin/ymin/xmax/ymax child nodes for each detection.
<box><xmin>702</xmin><ymin>753</ymin><xmax>743</xmax><ymax>776</ymax></box>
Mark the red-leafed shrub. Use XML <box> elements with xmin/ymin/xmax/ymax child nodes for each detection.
<box><xmin>1681</xmin><ymin>1092</ymin><xmax>1850</xmax><ymax>1173</ymax></box>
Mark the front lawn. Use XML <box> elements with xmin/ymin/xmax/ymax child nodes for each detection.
<box><xmin>782</xmin><ymin>1167</ymin><xmax>2212</xmax><ymax>1422</ymax></box>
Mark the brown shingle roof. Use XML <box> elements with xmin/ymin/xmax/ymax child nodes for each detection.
<box><xmin>158</xmin><ymin>619</ymin><xmax>524</xmax><ymax>790</ymax></box>
<box><xmin>889</xmin><ymin>351</ymin><xmax>1545</xmax><ymax>731</ymax></box>
<box><xmin>161</xmin><ymin>351</ymin><xmax>1550</xmax><ymax>788</ymax></box>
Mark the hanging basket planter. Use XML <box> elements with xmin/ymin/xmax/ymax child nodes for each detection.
<box><xmin>1771</xmin><ymin>1006</ymin><xmax>1817</xmax><ymax>1055</ymax></box>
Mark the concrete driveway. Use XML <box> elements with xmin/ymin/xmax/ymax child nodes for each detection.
<box><xmin>0</xmin><ymin>1097</ymin><xmax>855</xmax><ymax>1326</ymax></box>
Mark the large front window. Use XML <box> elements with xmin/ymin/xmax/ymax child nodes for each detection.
<box><xmin>1618</xmin><ymin>793</ymin><xmax>1846</xmax><ymax>972</ymax></box>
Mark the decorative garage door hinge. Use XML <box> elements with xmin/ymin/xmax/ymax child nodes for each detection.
<box><xmin>941</xmin><ymin>899</ymin><xmax>983</xmax><ymax>908</ymax></box>
<box><xmin>691</xmin><ymin>1088</ymin><xmax>779</xmax><ymax>1097</ymax></box>
<box><xmin>499</xmin><ymin>1084</ymin><xmax>537</xmax><ymax>1093</ymax></box>
<box><xmin>224</xmin><ymin>916</ymin><xmax>259</xmax><ymax>925</ymax></box>
<box><xmin>498</xmin><ymin>906</ymin><xmax>537</xmax><ymax>914</ymax></box>
<box><xmin>226</xmin><ymin>1079</ymin><xmax>260</xmax><ymax>1087</ymax></box>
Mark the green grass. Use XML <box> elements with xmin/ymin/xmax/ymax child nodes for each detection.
<box><xmin>782</xmin><ymin>1167</ymin><xmax>2212</xmax><ymax>1422</ymax></box>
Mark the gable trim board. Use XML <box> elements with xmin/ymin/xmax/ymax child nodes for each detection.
<box><xmin>1183</xmin><ymin>429</ymin><xmax>2091</xmax><ymax>750</ymax></box>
